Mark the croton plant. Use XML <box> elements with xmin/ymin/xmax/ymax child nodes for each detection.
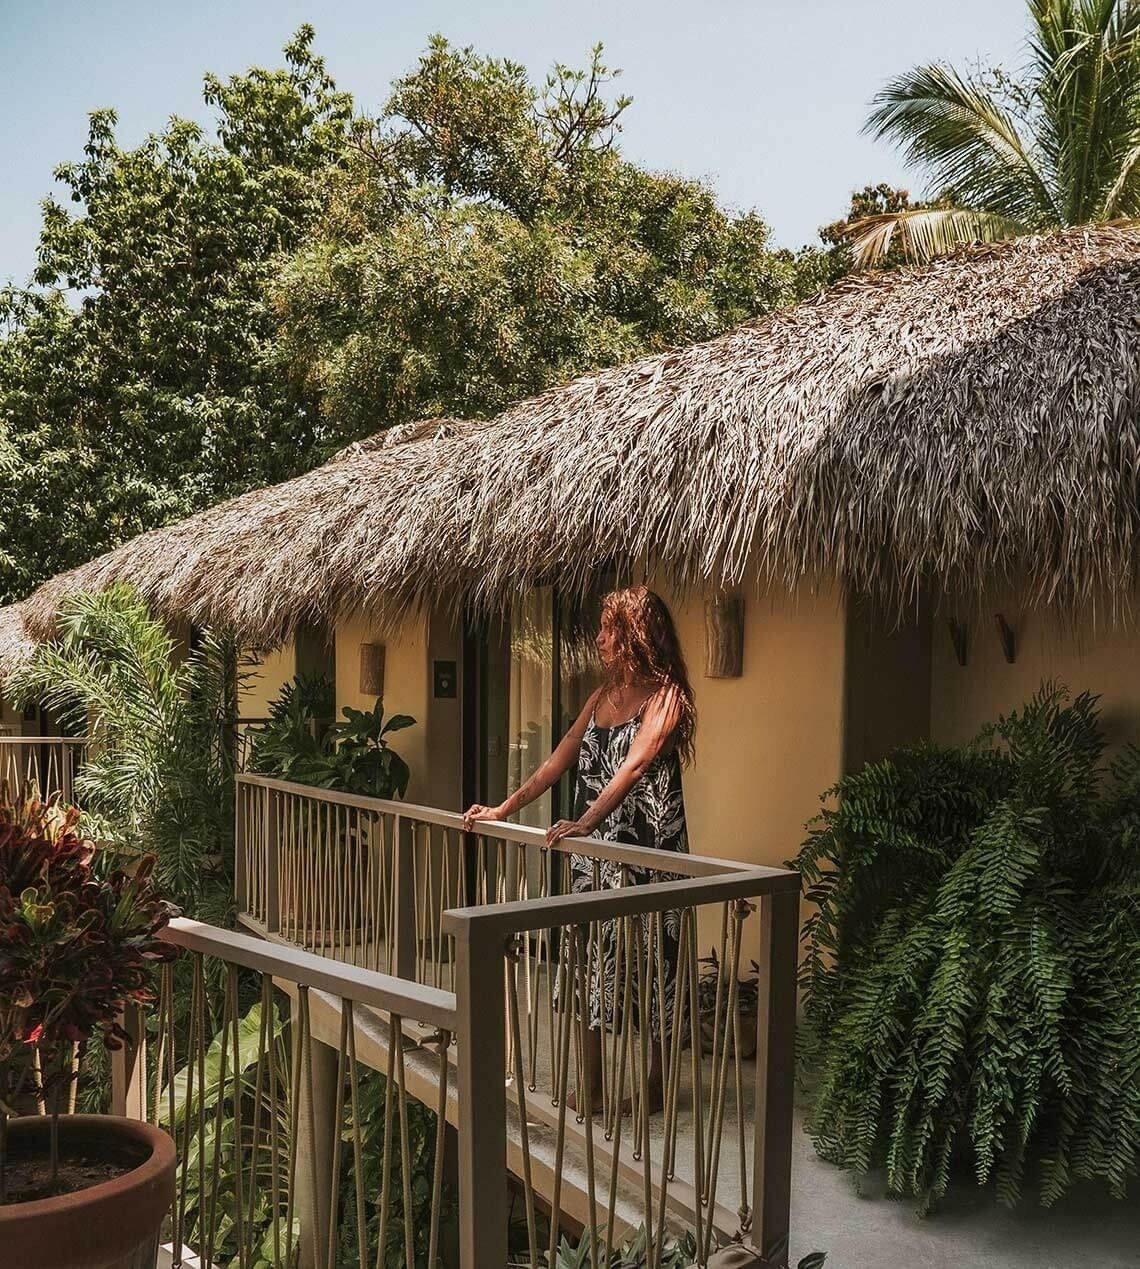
<box><xmin>0</xmin><ymin>795</ymin><xmax>175</xmax><ymax>1098</ymax></box>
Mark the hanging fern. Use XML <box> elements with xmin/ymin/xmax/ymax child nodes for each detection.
<box><xmin>791</xmin><ymin>682</ymin><xmax>1140</xmax><ymax>1211</ymax></box>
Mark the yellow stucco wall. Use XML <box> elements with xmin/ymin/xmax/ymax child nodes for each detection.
<box><xmin>655</xmin><ymin>582</ymin><xmax>848</xmax><ymax>872</ymax></box>
<box><xmin>334</xmin><ymin>611</ymin><xmax>431</xmax><ymax>802</ymax></box>
<box><xmin>238</xmin><ymin>645</ymin><xmax>297</xmax><ymax>720</ymax></box>
<box><xmin>930</xmin><ymin>600</ymin><xmax>1140</xmax><ymax>751</ymax></box>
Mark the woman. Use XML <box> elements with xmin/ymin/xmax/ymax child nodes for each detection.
<box><xmin>463</xmin><ymin>585</ymin><xmax>695</xmax><ymax>1112</ymax></box>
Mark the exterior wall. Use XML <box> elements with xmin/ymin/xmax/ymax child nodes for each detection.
<box><xmin>334</xmin><ymin>611</ymin><xmax>431</xmax><ymax>804</ymax></box>
<box><xmin>425</xmin><ymin>609</ymin><xmax>464</xmax><ymax>811</ymax></box>
<box><xmin>930</xmin><ymin>599</ymin><xmax>1140</xmax><ymax>750</ymax></box>
<box><xmin>238</xmin><ymin>645</ymin><xmax>297</xmax><ymax>720</ymax></box>
<box><xmin>654</xmin><ymin>581</ymin><xmax>848</xmax><ymax>873</ymax></box>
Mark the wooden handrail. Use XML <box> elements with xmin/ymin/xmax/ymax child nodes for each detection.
<box><xmin>443</xmin><ymin>866</ymin><xmax>799</xmax><ymax>940</ymax></box>
<box><xmin>236</xmin><ymin>772</ymin><xmax>773</xmax><ymax>880</ymax></box>
<box><xmin>0</xmin><ymin>736</ymin><xmax>85</xmax><ymax>745</ymax></box>
<box><xmin>160</xmin><ymin>917</ymin><xmax>459</xmax><ymax>1030</ymax></box>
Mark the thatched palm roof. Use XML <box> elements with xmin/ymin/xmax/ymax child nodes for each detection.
<box><xmin>8</xmin><ymin>223</ymin><xmax>1140</xmax><ymax>663</ymax></box>
<box><xmin>0</xmin><ymin>601</ymin><xmax>35</xmax><ymax>681</ymax></box>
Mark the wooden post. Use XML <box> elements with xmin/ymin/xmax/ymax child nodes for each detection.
<box><xmin>395</xmin><ymin>816</ymin><xmax>417</xmax><ymax>980</ymax></box>
<box><xmin>452</xmin><ymin>916</ymin><xmax>507</xmax><ymax>1269</ymax></box>
<box><xmin>266</xmin><ymin>788</ymin><xmax>281</xmax><ymax>934</ymax></box>
<box><xmin>234</xmin><ymin>778</ymin><xmax>247</xmax><ymax>918</ymax></box>
<box><xmin>293</xmin><ymin>1017</ymin><xmax>339</xmax><ymax>1269</ymax></box>
<box><xmin>110</xmin><ymin>1003</ymin><xmax>147</xmax><ymax>1120</ymax></box>
<box><xmin>751</xmin><ymin>889</ymin><xmax>799</xmax><ymax>1262</ymax></box>
<box><xmin>61</xmin><ymin>743</ymin><xmax>74</xmax><ymax>807</ymax></box>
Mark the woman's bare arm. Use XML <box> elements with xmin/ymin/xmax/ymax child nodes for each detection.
<box><xmin>463</xmin><ymin>689</ymin><xmax>600</xmax><ymax>828</ymax></box>
<box><xmin>546</xmin><ymin>685</ymin><xmax>683</xmax><ymax>844</ymax></box>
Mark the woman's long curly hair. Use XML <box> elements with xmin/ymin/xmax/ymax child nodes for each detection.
<box><xmin>599</xmin><ymin>586</ymin><xmax>696</xmax><ymax>766</ymax></box>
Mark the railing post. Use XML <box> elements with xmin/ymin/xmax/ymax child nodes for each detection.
<box><xmin>451</xmin><ymin>915</ymin><xmax>507</xmax><ymax>1269</ymax></box>
<box><xmin>266</xmin><ymin>787</ymin><xmax>281</xmax><ymax>934</ymax></box>
<box><xmin>110</xmin><ymin>1002</ymin><xmax>147</xmax><ymax>1120</ymax></box>
<box><xmin>394</xmin><ymin>815</ymin><xmax>417</xmax><ymax>980</ymax></box>
<box><xmin>294</xmin><ymin>1025</ymin><xmax>339</xmax><ymax>1269</ymax></box>
<box><xmin>234</xmin><ymin>777</ymin><xmax>247</xmax><ymax>917</ymax></box>
<box><xmin>751</xmin><ymin>888</ymin><xmax>799</xmax><ymax>1263</ymax></box>
<box><xmin>61</xmin><ymin>743</ymin><xmax>74</xmax><ymax>807</ymax></box>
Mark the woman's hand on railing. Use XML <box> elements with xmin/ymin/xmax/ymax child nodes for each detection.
<box><xmin>462</xmin><ymin>802</ymin><xmax>509</xmax><ymax>831</ymax></box>
<box><xmin>545</xmin><ymin>817</ymin><xmax>592</xmax><ymax>847</ymax></box>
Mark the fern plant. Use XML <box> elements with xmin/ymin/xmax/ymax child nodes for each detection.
<box><xmin>792</xmin><ymin>683</ymin><xmax>1140</xmax><ymax>1211</ymax></box>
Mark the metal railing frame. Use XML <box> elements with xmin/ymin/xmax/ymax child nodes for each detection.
<box><xmin>233</xmin><ymin>773</ymin><xmax>801</xmax><ymax>1268</ymax></box>
<box><xmin>0</xmin><ymin>735</ymin><xmax>83</xmax><ymax>804</ymax></box>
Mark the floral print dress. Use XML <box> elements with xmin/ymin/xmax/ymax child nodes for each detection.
<box><xmin>568</xmin><ymin>705</ymin><xmax>688</xmax><ymax>1035</ymax></box>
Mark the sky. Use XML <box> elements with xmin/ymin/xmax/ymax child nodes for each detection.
<box><xmin>1</xmin><ymin>0</ymin><xmax>1030</xmax><ymax>286</ymax></box>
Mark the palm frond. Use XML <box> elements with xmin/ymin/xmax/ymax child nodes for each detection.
<box><xmin>1029</xmin><ymin>0</ymin><xmax>1140</xmax><ymax>221</ymax></box>
<box><xmin>9</xmin><ymin>585</ymin><xmax>236</xmax><ymax>913</ymax></box>
<box><xmin>865</xmin><ymin>63</ymin><xmax>1058</xmax><ymax>229</ymax></box>
<box><xmin>846</xmin><ymin>206</ymin><xmax>1024</xmax><ymax>267</ymax></box>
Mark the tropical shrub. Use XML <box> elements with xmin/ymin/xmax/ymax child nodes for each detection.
<box><xmin>250</xmin><ymin>676</ymin><xmax>416</xmax><ymax>799</ymax></box>
<box><xmin>0</xmin><ymin>796</ymin><xmax>173</xmax><ymax>1199</ymax></box>
<box><xmin>9</xmin><ymin>584</ymin><xmax>240</xmax><ymax>922</ymax></box>
<box><xmin>792</xmin><ymin>683</ymin><xmax>1140</xmax><ymax>1210</ymax></box>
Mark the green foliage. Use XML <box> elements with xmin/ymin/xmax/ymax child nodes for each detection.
<box><xmin>543</xmin><ymin>1226</ymin><xmax>697</xmax><ymax>1268</ymax></box>
<box><xmin>851</xmin><ymin>0</ymin><xmax>1140</xmax><ymax>262</ymax></box>
<box><xmin>334</xmin><ymin>1065</ymin><xmax>455</xmax><ymax>1268</ymax></box>
<box><xmin>8</xmin><ymin>585</ymin><xmax>239</xmax><ymax>919</ymax></box>
<box><xmin>268</xmin><ymin>38</ymin><xmax>825</xmax><ymax>437</ymax></box>
<box><xmin>792</xmin><ymin>683</ymin><xmax>1140</xmax><ymax>1210</ymax></box>
<box><xmin>250</xmin><ymin>675</ymin><xmax>415</xmax><ymax>799</ymax></box>
<box><xmin>163</xmin><ymin>999</ymin><xmax>298</xmax><ymax>1268</ymax></box>
<box><xmin>0</xmin><ymin>27</ymin><xmax>352</xmax><ymax>603</ymax></box>
<box><xmin>0</xmin><ymin>30</ymin><xmax>826</xmax><ymax>604</ymax></box>
<box><xmin>537</xmin><ymin>1228</ymin><xmax>826</xmax><ymax>1268</ymax></box>
<box><xmin>0</xmin><ymin>797</ymin><xmax>173</xmax><ymax>1063</ymax></box>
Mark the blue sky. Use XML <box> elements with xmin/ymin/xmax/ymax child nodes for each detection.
<box><xmin>1</xmin><ymin>0</ymin><xmax>1029</xmax><ymax>285</ymax></box>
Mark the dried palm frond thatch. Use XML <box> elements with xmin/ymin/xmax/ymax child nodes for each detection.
<box><xmin>9</xmin><ymin>223</ymin><xmax>1140</xmax><ymax>653</ymax></box>
<box><xmin>0</xmin><ymin>601</ymin><xmax>36</xmax><ymax>680</ymax></box>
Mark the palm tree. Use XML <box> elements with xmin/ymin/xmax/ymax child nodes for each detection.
<box><xmin>850</xmin><ymin>0</ymin><xmax>1140</xmax><ymax>265</ymax></box>
<box><xmin>9</xmin><ymin>584</ymin><xmax>240</xmax><ymax>921</ymax></box>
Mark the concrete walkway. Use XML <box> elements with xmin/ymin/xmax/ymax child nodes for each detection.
<box><xmin>789</xmin><ymin>1110</ymin><xmax>1140</xmax><ymax>1269</ymax></box>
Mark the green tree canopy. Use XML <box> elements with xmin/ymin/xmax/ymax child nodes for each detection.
<box><xmin>0</xmin><ymin>31</ymin><xmax>824</xmax><ymax>605</ymax></box>
<box><xmin>268</xmin><ymin>38</ymin><xmax>825</xmax><ymax>436</ymax></box>
<box><xmin>849</xmin><ymin>0</ymin><xmax>1140</xmax><ymax>264</ymax></box>
<box><xmin>0</xmin><ymin>26</ymin><xmax>352</xmax><ymax>603</ymax></box>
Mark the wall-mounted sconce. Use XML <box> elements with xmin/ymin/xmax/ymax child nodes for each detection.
<box><xmin>704</xmin><ymin>594</ymin><xmax>744</xmax><ymax>678</ymax></box>
<box><xmin>994</xmin><ymin>613</ymin><xmax>1016</xmax><ymax>664</ymax></box>
<box><xmin>948</xmin><ymin>619</ymin><xmax>968</xmax><ymax>668</ymax></box>
<box><xmin>359</xmin><ymin>642</ymin><xmax>386</xmax><ymax>696</ymax></box>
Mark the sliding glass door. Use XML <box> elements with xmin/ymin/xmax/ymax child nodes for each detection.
<box><xmin>472</xmin><ymin>574</ymin><xmax>614</xmax><ymax>825</ymax></box>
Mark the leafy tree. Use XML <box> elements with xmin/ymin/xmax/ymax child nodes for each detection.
<box><xmin>849</xmin><ymin>0</ymin><xmax>1140</xmax><ymax>264</ymax></box>
<box><xmin>269</xmin><ymin>39</ymin><xmax>823</xmax><ymax>437</ymax></box>
<box><xmin>0</xmin><ymin>27</ymin><xmax>352</xmax><ymax>603</ymax></box>
<box><xmin>1</xmin><ymin>32</ymin><xmax>823</xmax><ymax>604</ymax></box>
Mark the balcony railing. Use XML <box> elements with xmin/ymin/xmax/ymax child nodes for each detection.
<box><xmin>0</xmin><ymin>735</ymin><xmax>82</xmax><ymax>803</ymax></box>
<box><xmin>234</xmin><ymin>773</ymin><xmax>801</xmax><ymax>1267</ymax></box>
<box><xmin>13</xmin><ymin>741</ymin><xmax>799</xmax><ymax>1267</ymax></box>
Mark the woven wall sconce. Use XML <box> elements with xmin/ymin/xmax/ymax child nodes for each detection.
<box><xmin>359</xmin><ymin>642</ymin><xmax>386</xmax><ymax>697</ymax></box>
<box><xmin>704</xmin><ymin>594</ymin><xmax>744</xmax><ymax>678</ymax></box>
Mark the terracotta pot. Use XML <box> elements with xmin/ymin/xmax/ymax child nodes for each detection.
<box><xmin>0</xmin><ymin>1114</ymin><xmax>176</xmax><ymax>1269</ymax></box>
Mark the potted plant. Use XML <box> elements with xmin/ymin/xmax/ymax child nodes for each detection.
<box><xmin>0</xmin><ymin>795</ymin><xmax>177</xmax><ymax>1269</ymax></box>
<box><xmin>697</xmin><ymin>950</ymin><xmax>760</xmax><ymax>1060</ymax></box>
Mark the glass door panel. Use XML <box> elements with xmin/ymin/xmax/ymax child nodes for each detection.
<box><xmin>507</xmin><ymin>587</ymin><xmax>554</xmax><ymax>827</ymax></box>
